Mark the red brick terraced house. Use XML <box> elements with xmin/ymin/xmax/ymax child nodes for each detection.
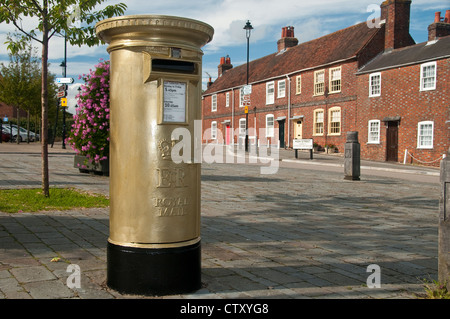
<box><xmin>201</xmin><ymin>0</ymin><xmax>449</xmax><ymax>166</ymax></box>
<box><xmin>356</xmin><ymin>11</ymin><xmax>450</xmax><ymax>166</ymax></box>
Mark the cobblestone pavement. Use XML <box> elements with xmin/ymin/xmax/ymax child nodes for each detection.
<box><xmin>0</xmin><ymin>143</ymin><xmax>441</xmax><ymax>299</ymax></box>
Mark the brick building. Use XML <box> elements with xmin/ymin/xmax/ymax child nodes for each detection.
<box><xmin>0</xmin><ymin>102</ymin><xmax>28</xmax><ymax>121</ymax></box>
<box><xmin>202</xmin><ymin>0</ymin><xmax>449</xmax><ymax>166</ymax></box>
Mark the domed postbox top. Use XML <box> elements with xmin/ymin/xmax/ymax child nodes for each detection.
<box><xmin>95</xmin><ymin>15</ymin><xmax>214</xmax><ymax>52</ymax></box>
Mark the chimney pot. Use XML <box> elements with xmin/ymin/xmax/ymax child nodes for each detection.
<box><xmin>220</xmin><ymin>57</ymin><xmax>225</xmax><ymax>65</ymax></box>
<box><xmin>435</xmin><ymin>12</ymin><xmax>442</xmax><ymax>23</ymax></box>
<box><xmin>445</xmin><ymin>10</ymin><xmax>450</xmax><ymax>23</ymax></box>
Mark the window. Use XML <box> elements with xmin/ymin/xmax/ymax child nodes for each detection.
<box><xmin>420</xmin><ymin>62</ymin><xmax>437</xmax><ymax>91</ymax></box>
<box><xmin>239</xmin><ymin>118</ymin><xmax>246</xmax><ymax>136</ymax></box>
<box><xmin>329</xmin><ymin>67</ymin><xmax>341</xmax><ymax>93</ymax></box>
<box><xmin>211</xmin><ymin>121</ymin><xmax>217</xmax><ymax>140</ymax></box>
<box><xmin>239</xmin><ymin>87</ymin><xmax>244</xmax><ymax>107</ymax></box>
<box><xmin>211</xmin><ymin>94</ymin><xmax>217</xmax><ymax>112</ymax></box>
<box><xmin>368</xmin><ymin>120</ymin><xmax>380</xmax><ymax>144</ymax></box>
<box><xmin>313</xmin><ymin>109</ymin><xmax>324</xmax><ymax>136</ymax></box>
<box><xmin>369</xmin><ymin>73</ymin><xmax>381</xmax><ymax>97</ymax></box>
<box><xmin>266</xmin><ymin>114</ymin><xmax>274</xmax><ymax>137</ymax></box>
<box><xmin>314</xmin><ymin>70</ymin><xmax>325</xmax><ymax>96</ymax></box>
<box><xmin>417</xmin><ymin>121</ymin><xmax>434</xmax><ymax>149</ymax></box>
<box><xmin>226</xmin><ymin>92</ymin><xmax>230</xmax><ymax>107</ymax></box>
<box><xmin>278</xmin><ymin>80</ymin><xmax>286</xmax><ymax>98</ymax></box>
<box><xmin>328</xmin><ymin>107</ymin><xmax>341</xmax><ymax>135</ymax></box>
<box><xmin>266</xmin><ymin>81</ymin><xmax>275</xmax><ymax>104</ymax></box>
<box><xmin>296</xmin><ymin>75</ymin><xmax>301</xmax><ymax>94</ymax></box>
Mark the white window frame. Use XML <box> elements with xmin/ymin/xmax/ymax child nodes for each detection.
<box><xmin>417</xmin><ymin>121</ymin><xmax>434</xmax><ymax>149</ymax></box>
<box><xmin>239</xmin><ymin>118</ymin><xmax>246</xmax><ymax>136</ymax></box>
<box><xmin>313</xmin><ymin>109</ymin><xmax>324</xmax><ymax>136</ymax></box>
<box><xmin>368</xmin><ymin>120</ymin><xmax>380</xmax><ymax>144</ymax></box>
<box><xmin>296</xmin><ymin>75</ymin><xmax>301</xmax><ymax>94</ymax></box>
<box><xmin>329</xmin><ymin>67</ymin><xmax>341</xmax><ymax>94</ymax></box>
<box><xmin>369</xmin><ymin>72</ymin><xmax>381</xmax><ymax>97</ymax></box>
<box><xmin>239</xmin><ymin>87</ymin><xmax>245</xmax><ymax>107</ymax></box>
<box><xmin>266</xmin><ymin>81</ymin><xmax>275</xmax><ymax>105</ymax></box>
<box><xmin>277</xmin><ymin>80</ymin><xmax>286</xmax><ymax>98</ymax></box>
<box><xmin>420</xmin><ymin>61</ymin><xmax>437</xmax><ymax>91</ymax></box>
<box><xmin>211</xmin><ymin>94</ymin><xmax>217</xmax><ymax>112</ymax></box>
<box><xmin>266</xmin><ymin>114</ymin><xmax>274</xmax><ymax>137</ymax></box>
<box><xmin>328</xmin><ymin>106</ymin><xmax>341</xmax><ymax>136</ymax></box>
<box><xmin>226</xmin><ymin>92</ymin><xmax>230</xmax><ymax>108</ymax></box>
<box><xmin>314</xmin><ymin>70</ymin><xmax>325</xmax><ymax>96</ymax></box>
<box><xmin>211</xmin><ymin>121</ymin><xmax>217</xmax><ymax>140</ymax></box>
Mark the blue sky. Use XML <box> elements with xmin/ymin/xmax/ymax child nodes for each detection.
<box><xmin>0</xmin><ymin>0</ymin><xmax>448</xmax><ymax>114</ymax></box>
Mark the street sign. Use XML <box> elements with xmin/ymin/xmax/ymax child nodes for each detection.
<box><xmin>56</xmin><ymin>78</ymin><xmax>74</xmax><ymax>84</ymax></box>
<box><xmin>58</xmin><ymin>85</ymin><xmax>67</xmax><ymax>91</ymax></box>
<box><xmin>243</xmin><ymin>84</ymin><xmax>252</xmax><ymax>95</ymax></box>
<box><xmin>3</xmin><ymin>117</ymin><xmax>8</xmax><ymax>122</ymax></box>
<box><xmin>61</xmin><ymin>98</ymin><xmax>68</xmax><ymax>107</ymax></box>
<box><xmin>57</xmin><ymin>91</ymin><xmax>67</xmax><ymax>98</ymax></box>
<box><xmin>293</xmin><ymin>139</ymin><xmax>313</xmax><ymax>150</ymax></box>
<box><xmin>245</xmin><ymin>106</ymin><xmax>249</xmax><ymax>114</ymax></box>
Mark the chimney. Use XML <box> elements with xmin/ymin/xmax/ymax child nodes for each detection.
<box><xmin>207</xmin><ymin>75</ymin><xmax>213</xmax><ymax>89</ymax></box>
<box><xmin>428</xmin><ymin>10</ymin><xmax>450</xmax><ymax>41</ymax></box>
<box><xmin>218</xmin><ymin>55</ymin><xmax>233</xmax><ymax>77</ymax></box>
<box><xmin>380</xmin><ymin>0</ymin><xmax>414</xmax><ymax>51</ymax></box>
<box><xmin>277</xmin><ymin>26</ymin><xmax>299</xmax><ymax>53</ymax></box>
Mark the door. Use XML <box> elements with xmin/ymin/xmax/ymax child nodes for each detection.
<box><xmin>225</xmin><ymin>125</ymin><xmax>231</xmax><ymax>145</ymax></box>
<box><xmin>386</xmin><ymin>121</ymin><xmax>398</xmax><ymax>162</ymax></box>
<box><xmin>278</xmin><ymin>120</ymin><xmax>285</xmax><ymax>148</ymax></box>
<box><xmin>294</xmin><ymin>120</ymin><xmax>303</xmax><ymax>140</ymax></box>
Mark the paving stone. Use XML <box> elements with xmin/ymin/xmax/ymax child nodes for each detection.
<box><xmin>10</xmin><ymin>266</ymin><xmax>56</xmax><ymax>283</ymax></box>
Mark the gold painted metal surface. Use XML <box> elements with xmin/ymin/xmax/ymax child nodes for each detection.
<box><xmin>95</xmin><ymin>15</ymin><xmax>213</xmax><ymax>248</ymax></box>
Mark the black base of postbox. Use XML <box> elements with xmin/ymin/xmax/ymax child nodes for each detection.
<box><xmin>107</xmin><ymin>240</ymin><xmax>201</xmax><ymax>296</ymax></box>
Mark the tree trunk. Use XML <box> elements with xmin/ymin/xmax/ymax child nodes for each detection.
<box><xmin>41</xmin><ymin>1</ymin><xmax>50</xmax><ymax>197</ymax></box>
<box><xmin>16</xmin><ymin>107</ymin><xmax>20</xmax><ymax>144</ymax></box>
<box><xmin>26</xmin><ymin>111</ymin><xmax>30</xmax><ymax>144</ymax></box>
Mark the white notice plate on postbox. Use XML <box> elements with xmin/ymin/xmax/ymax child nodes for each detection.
<box><xmin>163</xmin><ymin>81</ymin><xmax>186</xmax><ymax>123</ymax></box>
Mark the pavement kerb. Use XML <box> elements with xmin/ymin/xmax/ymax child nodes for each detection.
<box><xmin>226</xmin><ymin>145</ymin><xmax>441</xmax><ymax>177</ymax></box>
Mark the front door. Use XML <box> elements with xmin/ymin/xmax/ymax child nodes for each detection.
<box><xmin>278</xmin><ymin>120</ymin><xmax>285</xmax><ymax>148</ymax></box>
<box><xmin>386</xmin><ymin>121</ymin><xmax>399</xmax><ymax>162</ymax></box>
<box><xmin>294</xmin><ymin>120</ymin><xmax>303</xmax><ymax>140</ymax></box>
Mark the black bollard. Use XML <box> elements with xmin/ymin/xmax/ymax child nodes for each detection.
<box><xmin>344</xmin><ymin>131</ymin><xmax>360</xmax><ymax>181</ymax></box>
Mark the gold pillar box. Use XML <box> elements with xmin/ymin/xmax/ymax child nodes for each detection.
<box><xmin>95</xmin><ymin>15</ymin><xmax>213</xmax><ymax>296</ymax></box>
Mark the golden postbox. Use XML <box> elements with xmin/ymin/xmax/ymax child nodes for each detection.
<box><xmin>95</xmin><ymin>15</ymin><xmax>213</xmax><ymax>296</ymax></box>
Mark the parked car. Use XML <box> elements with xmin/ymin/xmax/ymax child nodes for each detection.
<box><xmin>3</xmin><ymin>125</ymin><xmax>28</xmax><ymax>142</ymax></box>
<box><xmin>1</xmin><ymin>127</ymin><xmax>11</xmax><ymax>142</ymax></box>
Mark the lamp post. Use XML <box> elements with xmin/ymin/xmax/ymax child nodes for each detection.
<box><xmin>243</xmin><ymin>20</ymin><xmax>253</xmax><ymax>152</ymax></box>
<box><xmin>61</xmin><ymin>32</ymin><xmax>67</xmax><ymax>149</ymax></box>
<box><xmin>60</xmin><ymin>61</ymin><xmax>67</xmax><ymax>149</ymax></box>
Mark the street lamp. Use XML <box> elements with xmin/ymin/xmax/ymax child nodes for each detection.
<box><xmin>243</xmin><ymin>20</ymin><xmax>253</xmax><ymax>152</ymax></box>
<box><xmin>60</xmin><ymin>60</ymin><xmax>67</xmax><ymax>149</ymax></box>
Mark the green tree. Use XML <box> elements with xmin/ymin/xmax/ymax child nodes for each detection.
<box><xmin>0</xmin><ymin>34</ymin><xmax>53</xmax><ymax>143</ymax></box>
<box><xmin>0</xmin><ymin>0</ymin><xmax>126</xmax><ymax>197</ymax></box>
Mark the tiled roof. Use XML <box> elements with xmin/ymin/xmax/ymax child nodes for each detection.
<box><xmin>204</xmin><ymin>22</ymin><xmax>381</xmax><ymax>95</ymax></box>
<box><xmin>357</xmin><ymin>35</ymin><xmax>450</xmax><ymax>74</ymax></box>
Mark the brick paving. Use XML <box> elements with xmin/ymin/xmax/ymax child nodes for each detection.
<box><xmin>0</xmin><ymin>142</ymin><xmax>441</xmax><ymax>299</ymax></box>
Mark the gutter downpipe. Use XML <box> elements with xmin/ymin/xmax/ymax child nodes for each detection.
<box><xmin>286</xmin><ymin>74</ymin><xmax>291</xmax><ymax>148</ymax></box>
<box><xmin>232</xmin><ymin>88</ymin><xmax>235</xmax><ymax>145</ymax></box>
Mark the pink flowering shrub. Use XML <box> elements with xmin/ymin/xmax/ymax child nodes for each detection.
<box><xmin>67</xmin><ymin>60</ymin><xmax>110</xmax><ymax>166</ymax></box>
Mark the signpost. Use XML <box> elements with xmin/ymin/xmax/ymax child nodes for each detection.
<box><xmin>293</xmin><ymin>138</ymin><xmax>314</xmax><ymax>160</ymax></box>
<box><xmin>56</xmin><ymin>77</ymin><xmax>74</xmax><ymax>84</ymax></box>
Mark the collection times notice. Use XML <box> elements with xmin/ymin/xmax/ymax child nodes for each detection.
<box><xmin>163</xmin><ymin>81</ymin><xmax>186</xmax><ymax>123</ymax></box>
